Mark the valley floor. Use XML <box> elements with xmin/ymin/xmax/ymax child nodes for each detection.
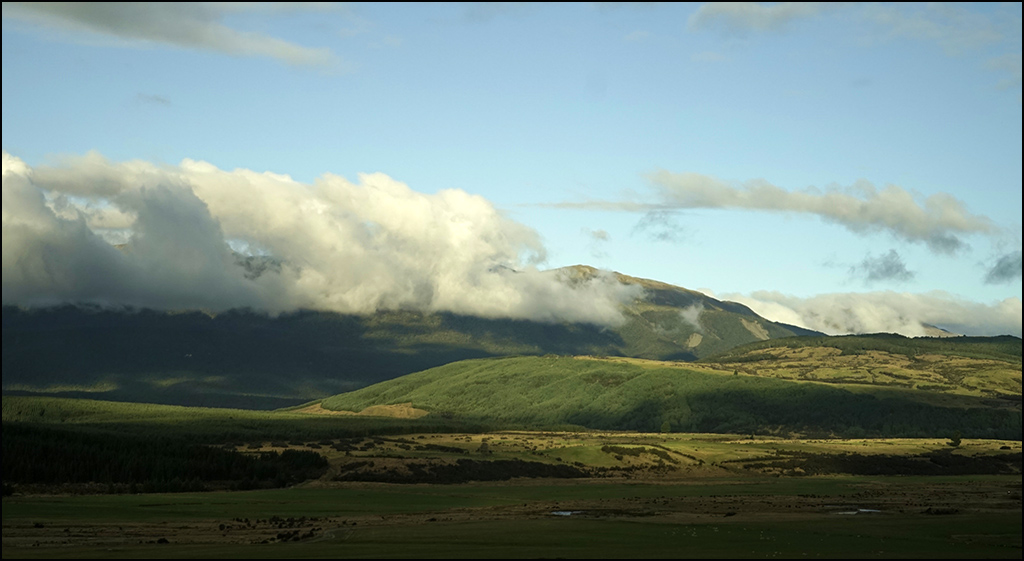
<box><xmin>3</xmin><ymin>477</ymin><xmax>1020</xmax><ymax>559</ymax></box>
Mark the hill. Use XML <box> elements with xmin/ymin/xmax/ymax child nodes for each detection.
<box><xmin>700</xmin><ymin>334</ymin><xmax>1022</xmax><ymax>398</ymax></box>
<box><xmin>320</xmin><ymin>353</ymin><xmax>1022</xmax><ymax>439</ymax></box>
<box><xmin>1</xmin><ymin>266</ymin><xmax>818</xmax><ymax>408</ymax></box>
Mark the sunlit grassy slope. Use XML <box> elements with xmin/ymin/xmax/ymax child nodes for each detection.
<box><xmin>321</xmin><ymin>354</ymin><xmax>1021</xmax><ymax>439</ymax></box>
<box><xmin>701</xmin><ymin>334</ymin><xmax>1022</xmax><ymax>398</ymax></box>
<box><xmin>1</xmin><ymin>395</ymin><xmax>477</xmax><ymax>442</ymax></box>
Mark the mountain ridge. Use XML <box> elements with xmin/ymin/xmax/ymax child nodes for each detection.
<box><xmin>2</xmin><ymin>265</ymin><xmax>819</xmax><ymax>408</ymax></box>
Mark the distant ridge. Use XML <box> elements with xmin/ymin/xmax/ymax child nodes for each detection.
<box><xmin>2</xmin><ymin>265</ymin><xmax>819</xmax><ymax>408</ymax></box>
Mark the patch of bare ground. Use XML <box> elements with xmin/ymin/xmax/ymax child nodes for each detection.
<box><xmin>740</xmin><ymin>318</ymin><xmax>770</xmax><ymax>341</ymax></box>
<box><xmin>294</xmin><ymin>402</ymin><xmax>429</xmax><ymax>419</ymax></box>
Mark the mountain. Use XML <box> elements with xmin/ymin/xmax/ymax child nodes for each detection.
<box><xmin>1</xmin><ymin>266</ymin><xmax>819</xmax><ymax>408</ymax></box>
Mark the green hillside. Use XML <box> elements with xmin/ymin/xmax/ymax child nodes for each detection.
<box><xmin>320</xmin><ymin>355</ymin><xmax>1022</xmax><ymax>439</ymax></box>
<box><xmin>1</xmin><ymin>395</ymin><xmax>477</xmax><ymax>442</ymax></box>
<box><xmin>701</xmin><ymin>334</ymin><xmax>1022</xmax><ymax>398</ymax></box>
<box><xmin>705</xmin><ymin>333</ymin><xmax>1022</xmax><ymax>364</ymax></box>
<box><xmin>2</xmin><ymin>266</ymin><xmax>817</xmax><ymax>408</ymax></box>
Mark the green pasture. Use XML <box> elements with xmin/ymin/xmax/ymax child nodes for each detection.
<box><xmin>7</xmin><ymin>516</ymin><xmax>1021</xmax><ymax>559</ymax></box>
<box><xmin>2</xmin><ymin>475</ymin><xmax>1003</xmax><ymax>523</ymax></box>
<box><xmin>5</xmin><ymin>477</ymin><xmax>1020</xmax><ymax>559</ymax></box>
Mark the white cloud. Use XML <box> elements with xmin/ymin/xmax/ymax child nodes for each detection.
<box><xmin>724</xmin><ymin>289</ymin><xmax>1022</xmax><ymax>337</ymax></box>
<box><xmin>679</xmin><ymin>303</ymin><xmax>704</xmax><ymax>333</ymax></box>
<box><xmin>1</xmin><ymin>2</ymin><xmax>337</xmax><ymax>66</ymax></box>
<box><xmin>2</xmin><ymin>151</ymin><xmax>641</xmax><ymax>325</ymax></box>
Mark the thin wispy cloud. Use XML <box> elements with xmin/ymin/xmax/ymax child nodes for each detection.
<box><xmin>582</xmin><ymin>228</ymin><xmax>611</xmax><ymax>260</ymax></box>
<box><xmin>849</xmin><ymin>77</ymin><xmax>872</xmax><ymax>89</ymax></box>
<box><xmin>651</xmin><ymin>172</ymin><xmax>997</xmax><ymax>254</ymax></box>
<box><xmin>864</xmin><ymin>2</ymin><xmax>1005</xmax><ymax>55</ymax></box>
<box><xmin>849</xmin><ymin>250</ymin><xmax>914</xmax><ymax>284</ymax></box>
<box><xmin>1</xmin><ymin>2</ymin><xmax>338</xmax><ymax>66</ymax></box>
<box><xmin>688</xmin><ymin>2</ymin><xmax>1009</xmax><ymax>52</ymax></box>
<box><xmin>633</xmin><ymin>210</ymin><xmax>686</xmax><ymax>244</ymax></box>
<box><xmin>549</xmin><ymin>172</ymin><xmax>997</xmax><ymax>255</ymax></box>
<box><xmin>985</xmin><ymin>250</ymin><xmax>1023</xmax><ymax>284</ymax></box>
<box><xmin>623</xmin><ymin>30</ymin><xmax>651</xmax><ymax>42</ymax></box>
<box><xmin>687</xmin><ymin>2</ymin><xmax>834</xmax><ymax>34</ymax></box>
<box><xmin>987</xmin><ymin>53</ymin><xmax>1023</xmax><ymax>95</ymax></box>
<box><xmin>688</xmin><ymin>3</ymin><xmax>1021</xmax><ymax>95</ymax></box>
<box><xmin>463</xmin><ymin>3</ymin><xmax>531</xmax><ymax>23</ymax></box>
<box><xmin>135</xmin><ymin>93</ymin><xmax>171</xmax><ymax>106</ymax></box>
<box><xmin>691</xmin><ymin>51</ymin><xmax>729</xmax><ymax>63</ymax></box>
<box><xmin>583</xmin><ymin>228</ymin><xmax>610</xmax><ymax>243</ymax></box>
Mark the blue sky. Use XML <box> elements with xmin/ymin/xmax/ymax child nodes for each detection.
<box><xmin>2</xmin><ymin>3</ymin><xmax>1021</xmax><ymax>336</ymax></box>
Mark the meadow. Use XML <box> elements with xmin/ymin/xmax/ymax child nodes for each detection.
<box><xmin>4</xmin><ymin>448</ymin><xmax>1020</xmax><ymax>558</ymax></box>
<box><xmin>4</xmin><ymin>394</ymin><xmax>1021</xmax><ymax>558</ymax></box>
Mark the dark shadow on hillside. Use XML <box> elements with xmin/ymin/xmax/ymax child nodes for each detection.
<box><xmin>3</xmin><ymin>306</ymin><xmax>629</xmax><ymax>408</ymax></box>
<box><xmin>562</xmin><ymin>383</ymin><xmax>1022</xmax><ymax>440</ymax></box>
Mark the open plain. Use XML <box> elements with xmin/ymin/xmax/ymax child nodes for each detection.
<box><xmin>4</xmin><ymin>427</ymin><xmax>1021</xmax><ymax>559</ymax></box>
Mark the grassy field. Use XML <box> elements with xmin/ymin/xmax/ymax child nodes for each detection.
<box><xmin>4</xmin><ymin>392</ymin><xmax>1021</xmax><ymax>558</ymax></box>
<box><xmin>4</xmin><ymin>466</ymin><xmax>1020</xmax><ymax>558</ymax></box>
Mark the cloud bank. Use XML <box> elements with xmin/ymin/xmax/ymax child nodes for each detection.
<box><xmin>1</xmin><ymin>3</ymin><xmax>336</xmax><ymax>66</ymax></box>
<box><xmin>2</xmin><ymin>151</ymin><xmax>640</xmax><ymax>325</ymax></box>
<box><xmin>721</xmin><ymin>289</ymin><xmax>1021</xmax><ymax>338</ymax></box>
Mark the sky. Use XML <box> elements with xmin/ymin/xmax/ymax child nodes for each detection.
<box><xmin>2</xmin><ymin>2</ymin><xmax>1021</xmax><ymax>337</ymax></box>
